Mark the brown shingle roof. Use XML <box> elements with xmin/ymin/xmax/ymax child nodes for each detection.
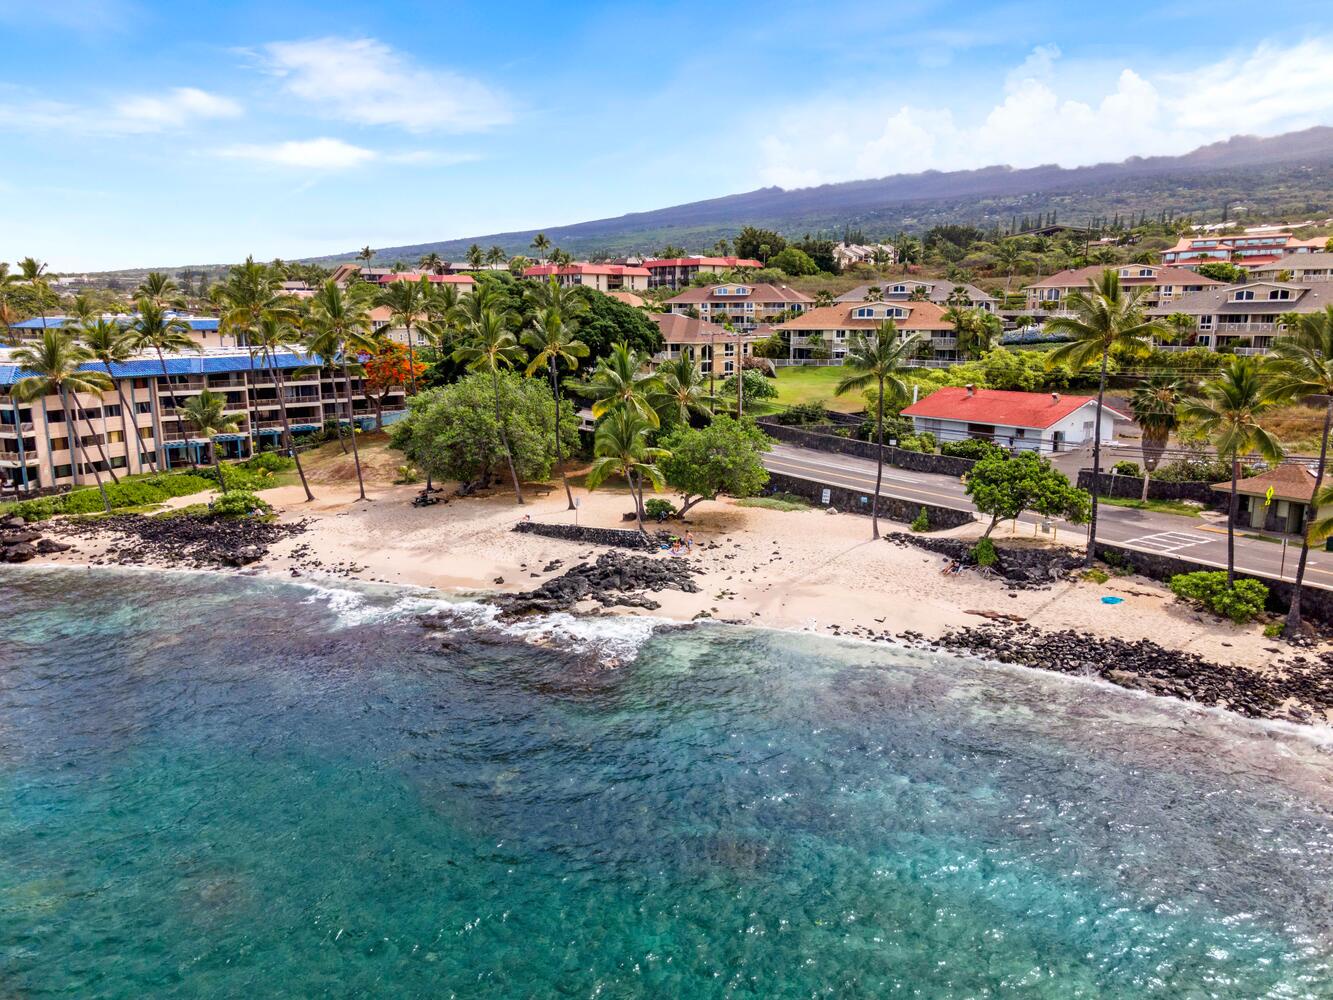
<box><xmin>1027</xmin><ymin>266</ymin><xmax>1222</xmax><ymax>290</ymax></box>
<box><xmin>650</xmin><ymin>312</ymin><xmax>756</xmax><ymax>345</ymax></box>
<box><xmin>666</xmin><ymin>283</ymin><xmax>813</xmax><ymax>305</ymax></box>
<box><xmin>1210</xmin><ymin>464</ymin><xmax>1318</xmax><ymax>502</ymax></box>
<box><xmin>777</xmin><ymin>301</ymin><xmax>955</xmax><ymax>332</ymax></box>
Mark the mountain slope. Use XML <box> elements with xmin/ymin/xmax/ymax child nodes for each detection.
<box><xmin>323</xmin><ymin>126</ymin><xmax>1333</xmax><ymax>263</ymax></box>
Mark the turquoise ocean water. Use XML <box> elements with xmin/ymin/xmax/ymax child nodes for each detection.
<box><xmin>2</xmin><ymin>565</ymin><xmax>1332</xmax><ymax>998</ymax></box>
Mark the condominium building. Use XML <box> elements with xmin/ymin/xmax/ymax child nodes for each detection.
<box><xmin>329</xmin><ymin>264</ymin><xmax>478</xmax><ymax>292</ymax></box>
<box><xmin>1024</xmin><ymin>265</ymin><xmax>1222</xmax><ymax>311</ymax></box>
<box><xmin>8</xmin><ymin>315</ymin><xmax>244</xmax><ymax>350</ymax></box>
<box><xmin>1250</xmin><ymin>253</ymin><xmax>1333</xmax><ymax>282</ymax></box>
<box><xmin>522</xmin><ymin>263</ymin><xmax>650</xmax><ymax>292</ymax></box>
<box><xmin>836</xmin><ymin>279</ymin><xmax>997</xmax><ymax>312</ymax></box>
<box><xmin>1148</xmin><ymin>281</ymin><xmax>1333</xmax><ymax>354</ymax></box>
<box><xmin>777</xmin><ymin>301</ymin><xmax>958</xmax><ymax>362</ymax></box>
<box><xmin>0</xmin><ymin>348</ymin><xmax>404</xmax><ymax>493</ymax></box>
<box><xmin>1160</xmin><ymin>233</ymin><xmax>1326</xmax><ymax>270</ymax></box>
<box><xmin>643</xmin><ymin>256</ymin><xmax>763</xmax><ymax>290</ymax></box>
<box><xmin>649</xmin><ymin>313</ymin><xmax>761</xmax><ymax>378</ymax></box>
<box><xmin>665</xmin><ymin>283</ymin><xmax>812</xmax><ymax>330</ymax></box>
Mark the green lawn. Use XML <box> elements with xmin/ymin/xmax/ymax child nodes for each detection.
<box><xmin>1097</xmin><ymin>495</ymin><xmax>1202</xmax><ymax>517</ymax></box>
<box><xmin>772</xmin><ymin>366</ymin><xmax>864</xmax><ymax>413</ymax></box>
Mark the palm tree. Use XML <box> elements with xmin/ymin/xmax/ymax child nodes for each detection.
<box><xmin>994</xmin><ymin>240</ymin><xmax>1025</xmax><ymax>291</ymax></box>
<box><xmin>1162</xmin><ymin>312</ymin><xmax>1197</xmax><ymax>345</ymax></box>
<box><xmin>814</xmin><ymin>289</ymin><xmax>834</xmax><ymax>308</ymax></box>
<box><xmin>834</xmin><ymin>322</ymin><xmax>920</xmax><ymax>539</ymax></box>
<box><xmin>572</xmin><ymin>342</ymin><xmax>661</xmax><ymax>427</ymax></box>
<box><xmin>376</xmin><ymin>276</ymin><xmax>428</xmax><ymax>394</ymax></box>
<box><xmin>418</xmin><ymin>251</ymin><xmax>445</xmax><ymax>274</ymax></box>
<box><xmin>68</xmin><ymin>293</ymin><xmax>99</xmax><ymax>324</ymax></box>
<box><xmin>19</xmin><ymin>257</ymin><xmax>53</xmax><ymax>331</ymax></box>
<box><xmin>1266</xmin><ymin>305</ymin><xmax>1333</xmax><ymax>633</ymax></box>
<box><xmin>125</xmin><ymin>300</ymin><xmax>201</xmax><ymax>469</ymax></box>
<box><xmin>134</xmin><ymin>271</ymin><xmax>182</xmax><ymax>309</ymax></box>
<box><xmin>1179</xmin><ymin>356</ymin><xmax>1284</xmax><ymax>586</ymax></box>
<box><xmin>180</xmin><ymin>389</ymin><xmax>242</xmax><ymax>493</ymax></box>
<box><xmin>652</xmin><ymin>353</ymin><xmax>716</xmax><ymax>426</ymax></box>
<box><xmin>522</xmin><ymin>306</ymin><xmax>588</xmax><ymax>509</ymax></box>
<box><xmin>307</xmin><ymin>280</ymin><xmax>377</xmax><ymax>501</ymax></box>
<box><xmin>531</xmin><ymin>233</ymin><xmax>551</xmax><ymax>261</ymax></box>
<box><xmin>485</xmin><ymin>245</ymin><xmax>506</xmax><ymax>267</ymax></box>
<box><xmin>11</xmin><ymin>330</ymin><xmax>114</xmax><ymax>511</ymax></box>
<box><xmin>584</xmin><ymin>408</ymin><xmax>669</xmax><ymax>534</ymax></box>
<box><xmin>466</xmin><ymin>244</ymin><xmax>484</xmax><ymax>270</ymax></box>
<box><xmin>865</xmin><ymin>285</ymin><xmax>884</xmax><ymax>303</ymax></box>
<box><xmin>250</xmin><ymin>312</ymin><xmax>316</xmax><ymax>502</ymax></box>
<box><xmin>358</xmin><ymin>246</ymin><xmax>375</xmax><ymax>272</ymax></box>
<box><xmin>80</xmin><ymin>317</ymin><xmax>145</xmax><ymax>475</ymax></box>
<box><xmin>452</xmin><ymin>306</ymin><xmax>527</xmax><ymax>503</ymax></box>
<box><xmin>1046</xmin><ymin>270</ymin><xmax>1166</xmax><ymax>564</ymax></box>
<box><xmin>1127</xmin><ymin>374</ymin><xmax>1186</xmax><ymax>502</ymax></box>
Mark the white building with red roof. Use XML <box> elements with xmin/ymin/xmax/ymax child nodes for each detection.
<box><xmin>523</xmin><ymin>263</ymin><xmax>650</xmax><ymax>292</ymax></box>
<box><xmin>901</xmin><ymin>386</ymin><xmax>1128</xmax><ymax>453</ymax></box>
<box><xmin>643</xmin><ymin>256</ymin><xmax>763</xmax><ymax>290</ymax></box>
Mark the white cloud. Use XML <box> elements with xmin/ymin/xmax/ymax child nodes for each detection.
<box><xmin>758</xmin><ymin>37</ymin><xmax>1333</xmax><ymax>188</ymax></box>
<box><xmin>216</xmin><ymin>137</ymin><xmax>470</xmax><ymax>171</ymax></box>
<box><xmin>255</xmin><ymin>36</ymin><xmax>511</xmax><ymax>133</ymax></box>
<box><xmin>0</xmin><ymin>85</ymin><xmax>240</xmax><ymax>135</ymax></box>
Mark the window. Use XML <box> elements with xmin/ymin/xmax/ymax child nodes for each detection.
<box><xmin>53</xmin><ymin>464</ymin><xmax>72</xmax><ymax>479</ymax></box>
<box><xmin>1268</xmin><ymin>289</ymin><xmax>1291</xmax><ymax>300</ymax></box>
<box><xmin>103</xmin><ymin>404</ymin><xmax>122</xmax><ymax>417</ymax></box>
<box><xmin>1139</xmin><ymin>268</ymin><xmax>1154</xmax><ymax>277</ymax></box>
<box><xmin>108</xmin><ymin>430</ymin><xmax>124</xmax><ymax>444</ymax></box>
<box><xmin>50</xmin><ymin>436</ymin><xmax>69</xmax><ymax>451</ymax></box>
<box><xmin>1233</xmin><ymin>290</ymin><xmax>1254</xmax><ymax>301</ymax></box>
<box><xmin>139</xmin><ymin>427</ymin><xmax>154</xmax><ymax>440</ymax></box>
<box><xmin>723</xmin><ymin>361</ymin><xmax>734</xmax><ymax>374</ymax></box>
<box><xmin>853</xmin><ymin>307</ymin><xmax>875</xmax><ymax>318</ymax></box>
<box><xmin>47</xmin><ymin>409</ymin><xmax>66</xmax><ymax>423</ymax></box>
<box><xmin>1199</xmin><ymin>315</ymin><xmax>1214</xmax><ymax>330</ymax></box>
<box><xmin>136</xmin><ymin>401</ymin><xmax>152</xmax><ymax>414</ymax></box>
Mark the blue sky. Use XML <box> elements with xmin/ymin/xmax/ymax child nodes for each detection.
<box><xmin>4</xmin><ymin>0</ymin><xmax>1333</xmax><ymax>270</ymax></box>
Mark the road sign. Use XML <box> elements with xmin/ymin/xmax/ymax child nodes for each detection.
<box><xmin>1265</xmin><ymin>486</ymin><xmax>1275</xmax><ymax>506</ymax></box>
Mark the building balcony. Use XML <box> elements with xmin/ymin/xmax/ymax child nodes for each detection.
<box><xmin>1213</xmin><ymin>322</ymin><xmax>1278</xmax><ymax>334</ymax></box>
<box><xmin>0</xmin><ymin>421</ymin><xmax>36</xmax><ymax>435</ymax></box>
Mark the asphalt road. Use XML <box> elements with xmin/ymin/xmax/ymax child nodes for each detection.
<box><xmin>763</xmin><ymin>443</ymin><xmax>1333</xmax><ymax>590</ymax></box>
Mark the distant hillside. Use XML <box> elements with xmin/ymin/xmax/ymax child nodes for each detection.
<box><xmin>310</xmin><ymin>127</ymin><xmax>1333</xmax><ymax>264</ymax></box>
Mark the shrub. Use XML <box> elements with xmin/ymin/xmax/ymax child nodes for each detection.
<box><xmin>209</xmin><ymin>491</ymin><xmax>272</xmax><ymax>518</ymax></box>
<box><xmin>896</xmin><ymin>431</ymin><xmax>936</xmax><ymax>454</ymax></box>
<box><xmin>1263</xmin><ymin>622</ymin><xmax>1283</xmax><ymax>638</ymax></box>
<box><xmin>242</xmin><ymin>452</ymin><xmax>295</xmax><ymax>473</ymax></box>
<box><xmin>645</xmin><ymin>498</ymin><xmax>677</xmax><ymax>521</ymax></box>
<box><xmin>720</xmin><ymin>369</ymin><xmax>778</xmax><ymax>400</ymax></box>
<box><xmin>973</xmin><ymin>537</ymin><xmax>998</xmax><ymax>568</ymax></box>
<box><xmin>910</xmin><ymin>507</ymin><xmax>929</xmax><ymax>532</ymax></box>
<box><xmin>62</xmin><ymin>473</ymin><xmax>216</xmax><ymax>515</ymax></box>
<box><xmin>774</xmin><ymin>402</ymin><xmax>828</xmax><ymax>426</ymax></box>
<box><xmin>1168</xmin><ymin>571</ymin><xmax>1269</xmax><ymax>624</ymax></box>
<box><xmin>393</xmin><ymin>464</ymin><xmax>421</xmax><ymax>485</ymax></box>
<box><xmin>1112</xmin><ymin>460</ymin><xmax>1141</xmax><ymax>476</ymax></box>
<box><xmin>1082</xmin><ymin>568</ymin><xmax>1110</xmax><ymax>584</ymax></box>
<box><xmin>736</xmin><ymin>496</ymin><xmax>810</xmax><ymax>512</ymax></box>
<box><xmin>941</xmin><ymin>439</ymin><xmax>1002</xmax><ymax>461</ymax></box>
<box><xmin>0</xmin><ymin>495</ymin><xmax>64</xmax><ymax>522</ymax></box>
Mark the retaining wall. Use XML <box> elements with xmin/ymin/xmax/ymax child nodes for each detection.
<box><xmin>1078</xmin><ymin>470</ymin><xmax>1221</xmax><ymax>506</ymax></box>
<box><xmin>758</xmin><ymin>419</ymin><xmax>976</xmax><ymax>478</ymax></box>
<box><xmin>767</xmin><ymin>471</ymin><xmax>975</xmax><ymax>530</ymax></box>
<box><xmin>513</xmin><ymin>521</ymin><xmax>655</xmax><ymax>550</ymax></box>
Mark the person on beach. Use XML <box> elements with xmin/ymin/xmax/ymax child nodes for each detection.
<box><xmin>685</xmin><ymin>531</ymin><xmax>695</xmax><ymax>554</ymax></box>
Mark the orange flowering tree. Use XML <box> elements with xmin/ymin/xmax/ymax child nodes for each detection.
<box><xmin>362</xmin><ymin>339</ymin><xmax>426</xmax><ymax>429</ymax></box>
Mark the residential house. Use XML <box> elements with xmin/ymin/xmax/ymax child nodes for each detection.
<box><xmin>835</xmin><ymin>279</ymin><xmax>997</xmax><ymax>312</ymax></box>
<box><xmin>648</xmin><ymin>313</ymin><xmax>760</xmax><ymax>378</ymax></box>
<box><xmin>665</xmin><ymin>283</ymin><xmax>812</xmax><ymax>331</ymax></box>
<box><xmin>522</xmin><ymin>263</ymin><xmax>650</xmax><ymax>292</ymax></box>
<box><xmin>1024</xmin><ymin>265</ymin><xmax>1222</xmax><ymax>312</ymax></box>
<box><xmin>901</xmin><ymin>386</ymin><xmax>1126</xmax><ymax>453</ymax></box>
<box><xmin>831</xmin><ymin>242</ymin><xmax>895</xmax><ymax>269</ymax></box>
<box><xmin>643</xmin><ymin>256</ymin><xmax>763</xmax><ymax>290</ymax></box>
<box><xmin>1250</xmin><ymin>253</ymin><xmax>1333</xmax><ymax>283</ymax></box>
<box><xmin>1148</xmin><ymin>281</ymin><xmax>1333</xmax><ymax>353</ymax></box>
<box><xmin>0</xmin><ymin>347</ymin><xmax>405</xmax><ymax>493</ymax></box>
<box><xmin>1209</xmin><ymin>463</ymin><xmax>1321</xmax><ymax>535</ymax></box>
<box><xmin>777</xmin><ymin>301</ymin><xmax>958</xmax><ymax>362</ymax></box>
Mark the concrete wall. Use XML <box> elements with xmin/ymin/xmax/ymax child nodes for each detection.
<box><xmin>757</xmin><ymin>419</ymin><xmax>976</xmax><ymax>478</ymax></box>
<box><xmin>1078</xmin><ymin>470</ymin><xmax>1222</xmax><ymax>506</ymax></box>
<box><xmin>767</xmin><ymin>471</ymin><xmax>975</xmax><ymax>530</ymax></box>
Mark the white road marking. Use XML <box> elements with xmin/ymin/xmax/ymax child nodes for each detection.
<box><xmin>1121</xmin><ymin>530</ymin><xmax>1212</xmax><ymax>553</ymax></box>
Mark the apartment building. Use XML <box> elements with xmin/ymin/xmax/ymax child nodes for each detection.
<box><xmin>329</xmin><ymin>264</ymin><xmax>478</xmax><ymax>291</ymax></box>
<box><xmin>777</xmin><ymin>301</ymin><xmax>958</xmax><ymax>362</ymax></box>
<box><xmin>648</xmin><ymin>313</ymin><xmax>760</xmax><ymax>378</ymax></box>
<box><xmin>665</xmin><ymin>283</ymin><xmax>812</xmax><ymax>330</ymax></box>
<box><xmin>1148</xmin><ymin>281</ymin><xmax>1333</xmax><ymax>354</ymax></box>
<box><xmin>1024</xmin><ymin>265</ymin><xmax>1222</xmax><ymax>311</ymax></box>
<box><xmin>1160</xmin><ymin>233</ymin><xmax>1326</xmax><ymax>270</ymax></box>
<box><xmin>831</xmin><ymin>242</ymin><xmax>895</xmax><ymax>269</ymax></box>
<box><xmin>1250</xmin><ymin>253</ymin><xmax>1333</xmax><ymax>282</ymax></box>
<box><xmin>9</xmin><ymin>315</ymin><xmax>244</xmax><ymax>350</ymax></box>
<box><xmin>643</xmin><ymin>256</ymin><xmax>763</xmax><ymax>290</ymax></box>
<box><xmin>522</xmin><ymin>263</ymin><xmax>650</xmax><ymax>292</ymax></box>
<box><xmin>836</xmin><ymin>279</ymin><xmax>997</xmax><ymax>312</ymax></box>
<box><xmin>0</xmin><ymin>348</ymin><xmax>404</xmax><ymax>493</ymax></box>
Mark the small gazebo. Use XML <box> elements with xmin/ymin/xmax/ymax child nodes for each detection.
<box><xmin>1210</xmin><ymin>464</ymin><xmax>1320</xmax><ymax>534</ymax></box>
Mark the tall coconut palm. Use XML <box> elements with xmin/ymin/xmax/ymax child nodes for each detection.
<box><xmin>452</xmin><ymin>306</ymin><xmax>528</xmax><ymax>503</ymax></box>
<box><xmin>585</xmin><ymin>408</ymin><xmax>669</xmax><ymax>534</ymax></box>
<box><xmin>307</xmin><ymin>280</ymin><xmax>376</xmax><ymax>501</ymax></box>
<box><xmin>213</xmin><ymin>256</ymin><xmax>295</xmax><ymax>455</ymax></box>
<box><xmin>1266</xmin><ymin>305</ymin><xmax>1333</xmax><ymax>633</ymax></box>
<box><xmin>485</xmin><ymin>245</ymin><xmax>506</xmax><ymax>267</ymax></box>
<box><xmin>834</xmin><ymin>321</ymin><xmax>921</xmax><ymax>539</ymax></box>
<box><xmin>180</xmin><ymin>389</ymin><xmax>242</xmax><ymax>494</ymax></box>
<box><xmin>1127</xmin><ymin>374</ymin><xmax>1186</xmax><ymax>502</ymax></box>
<box><xmin>125</xmin><ymin>300</ymin><xmax>202</xmax><ymax>469</ymax></box>
<box><xmin>813</xmin><ymin>289</ymin><xmax>834</xmax><ymax>308</ymax></box>
<box><xmin>68</xmin><ymin>293</ymin><xmax>99</xmax><ymax>324</ymax></box>
<box><xmin>251</xmin><ymin>312</ymin><xmax>316</xmax><ymax>502</ymax></box>
<box><xmin>80</xmin><ymin>317</ymin><xmax>145</xmax><ymax>475</ymax></box>
<box><xmin>18</xmin><ymin>257</ymin><xmax>53</xmax><ymax>332</ymax></box>
<box><xmin>994</xmin><ymin>239</ymin><xmax>1026</xmax><ymax>291</ymax></box>
<box><xmin>572</xmin><ymin>342</ymin><xmax>662</xmax><ymax>427</ymax></box>
<box><xmin>1179</xmin><ymin>356</ymin><xmax>1284</xmax><ymax>586</ymax></box>
<box><xmin>1046</xmin><ymin>269</ymin><xmax>1166</xmax><ymax>565</ymax></box>
<box><xmin>358</xmin><ymin>246</ymin><xmax>375</xmax><ymax>271</ymax></box>
<box><xmin>530</xmin><ymin>233</ymin><xmax>551</xmax><ymax>261</ymax></box>
<box><xmin>376</xmin><ymin>276</ymin><xmax>428</xmax><ymax>393</ymax></box>
<box><xmin>418</xmin><ymin>251</ymin><xmax>445</xmax><ymax>274</ymax></box>
<box><xmin>134</xmin><ymin>271</ymin><xmax>183</xmax><ymax>310</ymax></box>
<box><xmin>466</xmin><ymin>244</ymin><xmax>485</xmax><ymax>270</ymax></box>
<box><xmin>651</xmin><ymin>353</ymin><xmax>716</xmax><ymax>426</ymax></box>
<box><xmin>11</xmin><ymin>330</ymin><xmax>114</xmax><ymax>511</ymax></box>
<box><xmin>522</xmin><ymin>306</ymin><xmax>588</xmax><ymax>509</ymax></box>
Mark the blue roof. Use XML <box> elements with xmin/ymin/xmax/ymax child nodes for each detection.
<box><xmin>10</xmin><ymin>314</ymin><xmax>221</xmax><ymax>331</ymax></box>
<box><xmin>0</xmin><ymin>350</ymin><xmax>317</xmax><ymax>387</ymax></box>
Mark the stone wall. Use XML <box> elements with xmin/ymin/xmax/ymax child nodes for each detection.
<box><xmin>1095</xmin><ymin>541</ymin><xmax>1333</xmax><ymax>625</ymax></box>
<box><xmin>1078</xmin><ymin>470</ymin><xmax>1221</xmax><ymax>506</ymax></box>
<box><xmin>758</xmin><ymin>420</ymin><xmax>976</xmax><ymax>478</ymax></box>
<box><xmin>767</xmin><ymin>472</ymin><xmax>976</xmax><ymax>530</ymax></box>
<box><xmin>513</xmin><ymin>521</ymin><xmax>655</xmax><ymax>550</ymax></box>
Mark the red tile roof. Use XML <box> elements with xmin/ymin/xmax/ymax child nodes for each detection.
<box><xmin>524</xmin><ymin>264</ymin><xmax>650</xmax><ymax>277</ymax></box>
<box><xmin>643</xmin><ymin>257</ymin><xmax>763</xmax><ymax>269</ymax></box>
<box><xmin>377</xmin><ymin>272</ymin><xmax>475</xmax><ymax>285</ymax></box>
<box><xmin>901</xmin><ymin>387</ymin><xmax>1127</xmax><ymax>429</ymax></box>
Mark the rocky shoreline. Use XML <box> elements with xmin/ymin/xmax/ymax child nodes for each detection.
<box><xmin>1</xmin><ymin>515</ymin><xmax>73</xmax><ymax>562</ymax></box>
<box><xmin>49</xmin><ymin>513</ymin><xmax>307</xmax><ymax>569</ymax></box>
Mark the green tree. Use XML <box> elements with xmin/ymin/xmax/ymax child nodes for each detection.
<box><xmin>180</xmin><ymin>388</ymin><xmax>242</xmax><ymax>493</ymax></box>
<box><xmin>376</xmin><ymin>276</ymin><xmax>430</xmax><ymax>393</ymax></box>
<box><xmin>250</xmin><ymin>312</ymin><xmax>317</xmax><ymax>502</ymax></box>
<box><xmin>733</xmin><ymin>226</ymin><xmax>787</xmax><ymax>263</ymax></box>
<box><xmin>466</xmin><ymin>244</ymin><xmax>485</xmax><ymax>270</ymax></box>
<box><xmin>522</xmin><ymin>305</ymin><xmax>588</xmax><ymax>509</ymax></box>
<box><xmin>567</xmin><ymin>287</ymin><xmax>663</xmax><ymax>365</ymax></box>
<box><xmin>452</xmin><ymin>305</ymin><xmax>528</xmax><ymax>503</ymax></box>
<box><xmin>18</xmin><ymin>257</ymin><xmax>55</xmax><ymax>331</ymax></box>
<box><xmin>1196</xmin><ymin>261</ymin><xmax>1247</xmax><ymax>283</ymax></box>
<box><xmin>834</xmin><ymin>322</ymin><xmax>920</xmax><ymax>538</ymax></box>
<box><xmin>79</xmin><ymin>316</ymin><xmax>143</xmax><ymax>476</ymax></box>
<box><xmin>1163</xmin><ymin>312</ymin><xmax>1197</xmax><ymax>344</ymax></box>
<box><xmin>125</xmin><ymin>300</ymin><xmax>202</xmax><ymax>469</ymax></box>
<box><xmin>307</xmin><ymin>280</ymin><xmax>376</xmax><ymax>501</ymax></box>
<box><xmin>769</xmin><ymin>246</ymin><xmax>819</xmax><ymax>276</ymax></box>
<box><xmin>652</xmin><ymin>353</ymin><xmax>716</xmax><ymax>427</ymax></box>
<box><xmin>1045</xmin><ymin>269</ymin><xmax>1165</xmax><ymax>564</ymax></box>
<box><xmin>994</xmin><ymin>239</ymin><xmax>1025</xmax><ymax>290</ymax></box>
<box><xmin>573</xmin><ymin>341</ymin><xmax>662</xmax><ymax>427</ymax></box>
<box><xmin>10</xmin><ymin>330</ymin><xmax>114</xmax><ymax>510</ymax></box>
<box><xmin>965</xmin><ymin>451</ymin><xmax>1091</xmax><ymax>538</ymax></box>
<box><xmin>134</xmin><ymin>271</ymin><xmax>183</xmax><ymax>309</ymax></box>
<box><xmin>530</xmin><ymin>233</ymin><xmax>551</xmax><ymax>261</ymax></box>
<box><xmin>486</xmin><ymin>245</ymin><xmax>506</xmax><ymax>267</ymax></box>
<box><xmin>659</xmin><ymin>415</ymin><xmax>771</xmax><ymax>516</ymax></box>
<box><xmin>1265</xmin><ymin>305</ymin><xmax>1333</xmax><ymax>632</ymax></box>
<box><xmin>418</xmin><ymin>251</ymin><xmax>445</xmax><ymax>274</ymax></box>
<box><xmin>357</xmin><ymin>246</ymin><xmax>375</xmax><ymax>271</ymax></box>
<box><xmin>1179</xmin><ymin>356</ymin><xmax>1284</xmax><ymax>585</ymax></box>
<box><xmin>1127</xmin><ymin>374</ymin><xmax>1187</xmax><ymax>502</ymax></box>
<box><xmin>585</xmin><ymin>408</ymin><xmax>669</xmax><ymax>533</ymax></box>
